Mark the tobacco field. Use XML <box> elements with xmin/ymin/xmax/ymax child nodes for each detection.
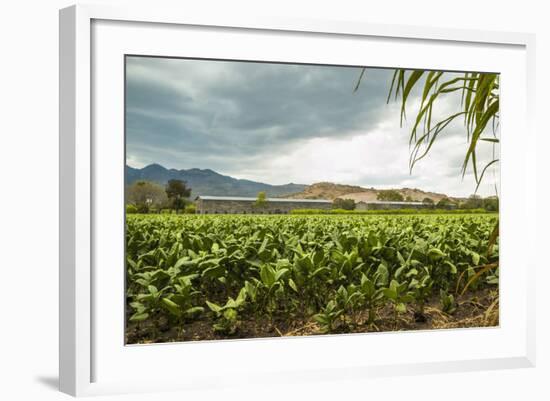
<box><xmin>125</xmin><ymin>214</ymin><xmax>499</xmax><ymax>343</ymax></box>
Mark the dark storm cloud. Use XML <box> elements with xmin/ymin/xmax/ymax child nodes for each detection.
<box><xmin>125</xmin><ymin>56</ymin><xmax>395</xmax><ymax>169</ymax></box>
<box><xmin>124</xmin><ymin>56</ymin><xmax>500</xmax><ymax>197</ymax></box>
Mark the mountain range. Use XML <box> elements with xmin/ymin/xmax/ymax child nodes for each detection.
<box><xmin>126</xmin><ymin>164</ymin><xmax>306</xmax><ymax>198</ymax></box>
<box><xmin>126</xmin><ymin>163</ymin><xmax>458</xmax><ymax>201</ymax></box>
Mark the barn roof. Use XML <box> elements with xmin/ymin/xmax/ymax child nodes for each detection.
<box><xmin>196</xmin><ymin>195</ymin><xmax>331</xmax><ymax>203</ymax></box>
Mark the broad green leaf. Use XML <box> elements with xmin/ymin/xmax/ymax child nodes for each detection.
<box><xmin>471</xmin><ymin>252</ymin><xmax>480</xmax><ymax>265</ymax></box>
<box><xmin>288</xmin><ymin>278</ymin><xmax>299</xmax><ymax>293</ymax></box>
<box><xmin>161</xmin><ymin>298</ymin><xmax>181</xmax><ymax>316</ymax></box>
<box><xmin>129</xmin><ymin>312</ymin><xmax>149</xmax><ymax>322</ymax></box>
<box><xmin>206</xmin><ymin>300</ymin><xmax>223</xmax><ymax>314</ymax></box>
<box><xmin>186</xmin><ymin>306</ymin><xmax>204</xmax><ymax>316</ymax></box>
<box><xmin>427</xmin><ymin>248</ymin><xmax>446</xmax><ymax>259</ymax></box>
<box><xmin>396</xmin><ymin>303</ymin><xmax>407</xmax><ymax>314</ymax></box>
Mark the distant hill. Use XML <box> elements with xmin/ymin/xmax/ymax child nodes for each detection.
<box><xmin>125</xmin><ymin>164</ymin><xmax>306</xmax><ymax>198</ymax></box>
<box><xmin>284</xmin><ymin>182</ymin><xmax>367</xmax><ymax>200</ymax></box>
<box><xmin>126</xmin><ymin>164</ymin><xmax>461</xmax><ymax>202</ymax></box>
<box><xmin>285</xmin><ymin>182</ymin><xmax>455</xmax><ymax>203</ymax></box>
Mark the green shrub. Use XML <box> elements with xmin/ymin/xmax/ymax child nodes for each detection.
<box><xmin>136</xmin><ymin>203</ymin><xmax>149</xmax><ymax>214</ymax></box>
<box><xmin>332</xmin><ymin>198</ymin><xmax>355</xmax><ymax>210</ymax></box>
<box><xmin>184</xmin><ymin>204</ymin><xmax>196</xmax><ymax>214</ymax></box>
<box><xmin>126</xmin><ymin>204</ymin><xmax>138</xmax><ymax>214</ymax></box>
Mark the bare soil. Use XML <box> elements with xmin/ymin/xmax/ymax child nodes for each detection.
<box><xmin>125</xmin><ymin>288</ymin><xmax>498</xmax><ymax>344</ymax></box>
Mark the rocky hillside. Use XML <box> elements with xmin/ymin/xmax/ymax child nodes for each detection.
<box><xmin>284</xmin><ymin>182</ymin><xmax>368</xmax><ymax>200</ymax></box>
<box><xmin>285</xmin><ymin>182</ymin><xmax>454</xmax><ymax>203</ymax></box>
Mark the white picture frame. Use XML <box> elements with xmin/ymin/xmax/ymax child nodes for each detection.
<box><xmin>59</xmin><ymin>4</ymin><xmax>536</xmax><ymax>397</ymax></box>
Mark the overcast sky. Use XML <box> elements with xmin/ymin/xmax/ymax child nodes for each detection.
<box><xmin>125</xmin><ymin>56</ymin><xmax>499</xmax><ymax>197</ymax></box>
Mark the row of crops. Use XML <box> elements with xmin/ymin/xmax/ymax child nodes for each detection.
<box><xmin>126</xmin><ymin>214</ymin><xmax>499</xmax><ymax>342</ymax></box>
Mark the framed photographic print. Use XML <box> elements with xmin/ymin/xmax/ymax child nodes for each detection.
<box><xmin>59</xmin><ymin>4</ymin><xmax>536</xmax><ymax>396</ymax></box>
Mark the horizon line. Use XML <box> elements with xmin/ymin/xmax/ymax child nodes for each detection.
<box><xmin>125</xmin><ymin>162</ymin><xmax>483</xmax><ymax>199</ymax></box>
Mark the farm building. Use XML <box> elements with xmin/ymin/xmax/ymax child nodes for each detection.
<box><xmin>356</xmin><ymin>201</ymin><xmax>436</xmax><ymax>210</ymax></box>
<box><xmin>195</xmin><ymin>195</ymin><xmax>332</xmax><ymax>214</ymax></box>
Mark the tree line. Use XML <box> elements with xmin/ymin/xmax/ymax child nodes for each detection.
<box><xmin>126</xmin><ymin>179</ymin><xmax>193</xmax><ymax>214</ymax></box>
<box><xmin>333</xmin><ymin>190</ymin><xmax>498</xmax><ymax>212</ymax></box>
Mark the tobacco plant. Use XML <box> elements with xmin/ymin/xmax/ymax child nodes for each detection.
<box><xmin>206</xmin><ymin>288</ymin><xmax>247</xmax><ymax>334</ymax></box>
<box><xmin>314</xmin><ymin>300</ymin><xmax>343</xmax><ymax>334</ymax></box>
<box><xmin>125</xmin><ymin>213</ymin><xmax>499</xmax><ymax>342</ymax></box>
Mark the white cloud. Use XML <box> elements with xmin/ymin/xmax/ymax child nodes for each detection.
<box><xmin>227</xmin><ymin>110</ymin><xmax>499</xmax><ymax>197</ymax></box>
<box><xmin>126</xmin><ymin>57</ymin><xmax>500</xmax><ymax>198</ymax></box>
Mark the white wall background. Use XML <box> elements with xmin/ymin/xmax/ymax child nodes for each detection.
<box><xmin>0</xmin><ymin>0</ymin><xmax>547</xmax><ymax>399</ymax></box>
